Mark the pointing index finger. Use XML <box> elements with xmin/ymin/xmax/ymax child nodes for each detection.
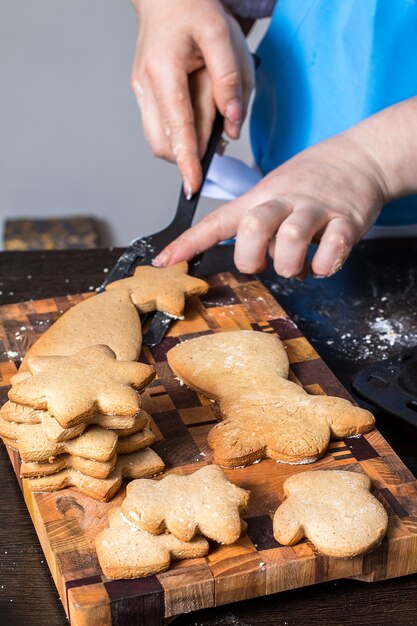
<box><xmin>150</xmin><ymin>62</ymin><xmax>203</xmax><ymax>196</ymax></box>
<box><xmin>153</xmin><ymin>196</ymin><xmax>250</xmax><ymax>266</ymax></box>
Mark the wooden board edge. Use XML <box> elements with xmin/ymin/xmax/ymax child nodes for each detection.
<box><xmin>68</xmin><ymin>583</ymin><xmax>112</xmax><ymax>626</ymax></box>
<box><xmin>5</xmin><ymin>444</ymin><xmax>71</xmax><ymax>617</ymax></box>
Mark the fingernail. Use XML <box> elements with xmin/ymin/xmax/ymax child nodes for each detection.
<box><xmin>233</xmin><ymin>120</ymin><xmax>242</xmax><ymax>134</ymax></box>
<box><xmin>226</xmin><ymin>120</ymin><xmax>241</xmax><ymax>140</ymax></box>
<box><xmin>313</xmin><ymin>260</ymin><xmax>344</xmax><ymax>279</ymax></box>
<box><xmin>225</xmin><ymin>98</ymin><xmax>242</xmax><ymax>124</ymax></box>
<box><xmin>152</xmin><ymin>250</ymin><xmax>171</xmax><ymax>267</ymax></box>
<box><xmin>331</xmin><ymin>258</ymin><xmax>345</xmax><ymax>275</ymax></box>
<box><xmin>183</xmin><ymin>178</ymin><xmax>192</xmax><ymax>201</ymax></box>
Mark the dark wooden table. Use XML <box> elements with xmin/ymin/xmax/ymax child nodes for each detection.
<box><xmin>1</xmin><ymin>241</ymin><xmax>417</xmax><ymax>626</ymax></box>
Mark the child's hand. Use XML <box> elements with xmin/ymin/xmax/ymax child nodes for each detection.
<box><xmin>153</xmin><ymin>131</ymin><xmax>390</xmax><ymax>277</ymax></box>
<box><xmin>131</xmin><ymin>0</ymin><xmax>254</xmax><ymax>197</ymax></box>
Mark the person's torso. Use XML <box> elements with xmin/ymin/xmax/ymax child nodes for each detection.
<box><xmin>250</xmin><ymin>0</ymin><xmax>417</xmax><ymax>225</ymax></box>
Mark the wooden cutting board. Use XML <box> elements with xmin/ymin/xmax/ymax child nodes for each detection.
<box><xmin>1</xmin><ymin>271</ymin><xmax>417</xmax><ymax>626</ymax></box>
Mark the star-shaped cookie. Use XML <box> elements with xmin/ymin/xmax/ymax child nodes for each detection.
<box><xmin>121</xmin><ymin>464</ymin><xmax>249</xmax><ymax>544</ymax></box>
<box><xmin>106</xmin><ymin>261</ymin><xmax>208</xmax><ymax>318</ymax></box>
<box><xmin>96</xmin><ymin>508</ymin><xmax>209</xmax><ymax>579</ymax></box>
<box><xmin>9</xmin><ymin>344</ymin><xmax>155</xmax><ymax>427</ymax></box>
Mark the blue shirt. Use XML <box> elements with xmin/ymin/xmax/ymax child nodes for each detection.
<box><xmin>250</xmin><ymin>0</ymin><xmax>417</xmax><ymax>225</ymax></box>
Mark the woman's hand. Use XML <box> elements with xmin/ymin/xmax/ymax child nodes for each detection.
<box><xmin>131</xmin><ymin>0</ymin><xmax>254</xmax><ymax>197</ymax></box>
<box><xmin>153</xmin><ymin>129</ymin><xmax>392</xmax><ymax>277</ymax></box>
<box><xmin>155</xmin><ymin>91</ymin><xmax>417</xmax><ymax>277</ymax></box>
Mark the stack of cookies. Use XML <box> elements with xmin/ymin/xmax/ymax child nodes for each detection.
<box><xmin>0</xmin><ymin>344</ymin><xmax>165</xmax><ymax>500</ymax></box>
<box><xmin>96</xmin><ymin>464</ymin><xmax>250</xmax><ymax>578</ymax></box>
<box><xmin>0</xmin><ymin>262</ymin><xmax>209</xmax><ymax>502</ymax></box>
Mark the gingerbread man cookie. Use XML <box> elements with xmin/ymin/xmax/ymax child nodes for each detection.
<box><xmin>96</xmin><ymin>508</ymin><xmax>209</xmax><ymax>578</ymax></box>
<box><xmin>9</xmin><ymin>344</ymin><xmax>155</xmax><ymax>427</ymax></box>
<box><xmin>167</xmin><ymin>331</ymin><xmax>375</xmax><ymax>467</ymax></box>
<box><xmin>122</xmin><ymin>464</ymin><xmax>249</xmax><ymax>543</ymax></box>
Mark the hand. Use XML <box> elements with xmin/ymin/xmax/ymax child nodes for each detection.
<box><xmin>131</xmin><ymin>0</ymin><xmax>254</xmax><ymax>197</ymax></box>
<box><xmin>152</xmin><ymin>131</ymin><xmax>390</xmax><ymax>278</ymax></box>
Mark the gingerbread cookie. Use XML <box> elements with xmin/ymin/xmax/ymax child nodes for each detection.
<box><xmin>20</xmin><ymin>453</ymin><xmax>117</xmax><ymax>480</ymax></box>
<box><xmin>108</xmin><ymin>411</ymin><xmax>149</xmax><ymax>437</ymax></box>
<box><xmin>0</xmin><ymin>401</ymin><xmax>148</xmax><ymax>442</ymax></box>
<box><xmin>40</xmin><ymin>410</ymin><xmax>145</xmax><ymax>442</ymax></box>
<box><xmin>106</xmin><ymin>261</ymin><xmax>208</xmax><ymax>318</ymax></box>
<box><xmin>121</xmin><ymin>464</ymin><xmax>249</xmax><ymax>543</ymax></box>
<box><xmin>0</xmin><ymin>401</ymin><xmax>46</xmax><ymax>425</ymax></box>
<box><xmin>115</xmin><ymin>426</ymin><xmax>155</xmax><ymax>455</ymax></box>
<box><xmin>9</xmin><ymin>345</ymin><xmax>155</xmax><ymax>427</ymax></box>
<box><xmin>18</xmin><ymin>421</ymin><xmax>155</xmax><ymax>481</ymax></box>
<box><xmin>167</xmin><ymin>331</ymin><xmax>375</xmax><ymax>467</ymax></box>
<box><xmin>273</xmin><ymin>470</ymin><xmax>388</xmax><ymax>558</ymax></box>
<box><xmin>27</xmin><ymin>448</ymin><xmax>165</xmax><ymax>501</ymax></box>
<box><xmin>0</xmin><ymin>420</ymin><xmax>117</xmax><ymax>463</ymax></box>
<box><xmin>20</xmin><ymin>288</ymin><xmax>142</xmax><ymax>370</ymax></box>
<box><xmin>96</xmin><ymin>508</ymin><xmax>209</xmax><ymax>579</ymax></box>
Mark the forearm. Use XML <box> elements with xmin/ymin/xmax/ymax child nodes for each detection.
<box><xmin>345</xmin><ymin>96</ymin><xmax>417</xmax><ymax>201</ymax></box>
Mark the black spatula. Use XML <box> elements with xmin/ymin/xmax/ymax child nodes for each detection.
<box><xmin>97</xmin><ymin>110</ymin><xmax>224</xmax><ymax>346</ymax></box>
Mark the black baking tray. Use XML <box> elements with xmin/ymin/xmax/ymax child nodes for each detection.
<box><xmin>352</xmin><ymin>346</ymin><xmax>417</xmax><ymax>429</ymax></box>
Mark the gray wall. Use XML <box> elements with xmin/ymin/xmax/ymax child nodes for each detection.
<box><xmin>0</xmin><ymin>1</ymin><xmax>267</xmax><ymax>247</ymax></box>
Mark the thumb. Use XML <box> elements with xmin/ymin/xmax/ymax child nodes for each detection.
<box><xmin>152</xmin><ymin>196</ymin><xmax>249</xmax><ymax>266</ymax></box>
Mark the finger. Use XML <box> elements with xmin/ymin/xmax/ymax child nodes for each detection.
<box><xmin>198</xmin><ymin>21</ymin><xmax>243</xmax><ymax>139</ymax></box>
<box><xmin>189</xmin><ymin>69</ymin><xmax>216</xmax><ymax>160</ymax></box>
<box><xmin>132</xmin><ymin>76</ymin><xmax>173</xmax><ymax>160</ymax></box>
<box><xmin>148</xmin><ymin>62</ymin><xmax>202</xmax><ymax>196</ymax></box>
<box><xmin>225</xmin><ymin>51</ymin><xmax>254</xmax><ymax>137</ymax></box>
<box><xmin>294</xmin><ymin>258</ymin><xmax>310</xmax><ymax>280</ymax></box>
<box><xmin>152</xmin><ymin>196</ymin><xmax>250</xmax><ymax>266</ymax></box>
<box><xmin>310</xmin><ymin>216</ymin><xmax>358</xmax><ymax>277</ymax></box>
<box><xmin>131</xmin><ymin>35</ymin><xmax>172</xmax><ymax>160</ymax></box>
<box><xmin>268</xmin><ymin>241</ymin><xmax>310</xmax><ymax>280</ymax></box>
<box><xmin>273</xmin><ymin>206</ymin><xmax>330</xmax><ymax>278</ymax></box>
<box><xmin>234</xmin><ymin>201</ymin><xmax>292</xmax><ymax>273</ymax></box>
<box><xmin>240</xmin><ymin>76</ymin><xmax>254</xmax><ymax>123</ymax></box>
<box><xmin>239</xmin><ymin>49</ymin><xmax>255</xmax><ymax>121</ymax></box>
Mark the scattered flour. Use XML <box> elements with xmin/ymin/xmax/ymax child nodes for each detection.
<box><xmin>331</xmin><ymin>312</ymin><xmax>417</xmax><ymax>361</ymax></box>
<box><xmin>4</xmin><ymin>350</ymin><xmax>19</xmax><ymax>359</ymax></box>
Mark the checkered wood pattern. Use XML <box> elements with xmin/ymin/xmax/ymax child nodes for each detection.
<box><xmin>1</xmin><ymin>272</ymin><xmax>417</xmax><ymax>626</ymax></box>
